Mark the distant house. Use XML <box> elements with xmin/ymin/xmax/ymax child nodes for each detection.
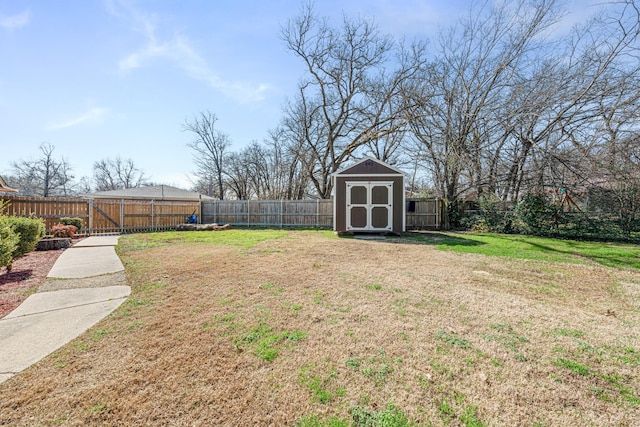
<box><xmin>0</xmin><ymin>176</ymin><xmax>18</xmax><ymax>193</ymax></box>
<box><xmin>86</xmin><ymin>185</ymin><xmax>214</xmax><ymax>202</ymax></box>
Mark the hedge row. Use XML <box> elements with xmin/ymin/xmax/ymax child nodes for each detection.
<box><xmin>455</xmin><ymin>193</ymin><xmax>640</xmax><ymax>243</ymax></box>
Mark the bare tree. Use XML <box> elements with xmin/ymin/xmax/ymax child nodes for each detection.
<box><xmin>224</xmin><ymin>151</ymin><xmax>251</xmax><ymax>200</ymax></box>
<box><xmin>281</xmin><ymin>3</ymin><xmax>427</xmax><ymax>198</ymax></box>
<box><xmin>407</xmin><ymin>0</ymin><xmax>640</xmax><ymax>208</ymax></box>
<box><xmin>409</xmin><ymin>0</ymin><xmax>562</xmax><ymax>201</ymax></box>
<box><xmin>223</xmin><ymin>135</ymin><xmax>310</xmax><ymax>200</ymax></box>
<box><xmin>10</xmin><ymin>142</ymin><xmax>75</xmax><ymax>196</ymax></box>
<box><xmin>264</xmin><ymin>127</ymin><xmax>309</xmax><ymax>199</ymax></box>
<box><xmin>497</xmin><ymin>1</ymin><xmax>640</xmax><ymax>200</ymax></box>
<box><xmin>183</xmin><ymin>111</ymin><xmax>230</xmax><ymax>200</ymax></box>
<box><xmin>93</xmin><ymin>156</ymin><xmax>147</xmax><ymax>191</ymax></box>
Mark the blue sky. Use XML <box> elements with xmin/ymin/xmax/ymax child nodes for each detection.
<box><xmin>1</xmin><ymin>0</ymin><xmax>604</xmax><ymax>190</ymax></box>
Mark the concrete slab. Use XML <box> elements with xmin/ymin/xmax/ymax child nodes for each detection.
<box><xmin>354</xmin><ymin>234</ymin><xmax>386</xmax><ymax>240</ymax></box>
<box><xmin>0</xmin><ymin>287</ymin><xmax>129</xmax><ymax>383</ymax></box>
<box><xmin>4</xmin><ymin>286</ymin><xmax>131</xmax><ymax>319</ymax></box>
<box><xmin>73</xmin><ymin>235</ymin><xmax>121</xmax><ymax>247</ymax></box>
<box><xmin>47</xmin><ymin>246</ymin><xmax>124</xmax><ymax>279</ymax></box>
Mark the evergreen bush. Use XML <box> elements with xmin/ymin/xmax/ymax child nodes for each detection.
<box><xmin>3</xmin><ymin>216</ymin><xmax>46</xmax><ymax>260</ymax></box>
<box><xmin>0</xmin><ymin>218</ymin><xmax>19</xmax><ymax>269</ymax></box>
<box><xmin>60</xmin><ymin>217</ymin><xmax>84</xmax><ymax>230</ymax></box>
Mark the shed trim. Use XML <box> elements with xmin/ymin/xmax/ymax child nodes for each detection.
<box><xmin>332</xmin><ymin>173</ymin><xmax>403</xmax><ymax>178</ymax></box>
<box><xmin>332</xmin><ymin>157</ymin><xmax>405</xmax><ymax>177</ymax></box>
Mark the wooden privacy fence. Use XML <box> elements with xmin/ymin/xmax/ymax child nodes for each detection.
<box><xmin>2</xmin><ymin>196</ymin><xmax>446</xmax><ymax>233</ymax></box>
<box><xmin>201</xmin><ymin>199</ymin><xmax>334</xmax><ymax>228</ymax></box>
<box><xmin>1</xmin><ymin>196</ymin><xmax>201</xmax><ymax>235</ymax></box>
<box><xmin>405</xmin><ymin>198</ymin><xmax>447</xmax><ymax>229</ymax></box>
<box><xmin>201</xmin><ymin>198</ymin><xmax>447</xmax><ymax>229</ymax></box>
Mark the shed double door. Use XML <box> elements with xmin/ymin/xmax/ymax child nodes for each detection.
<box><xmin>346</xmin><ymin>181</ymin><xmax>393</xmax><ymax>231</ymax></box>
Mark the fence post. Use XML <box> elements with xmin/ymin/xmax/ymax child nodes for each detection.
<box><xmin>151</xmin><ymin>199</ymin><xmax>155</xmax><ymax>231</ymax></box>
<box><xmin>247</xmin><ymin>199</ymin><xmax>250</xmax><ymax>227</ymax></box>
<box><xmin>280</xmin><ymin>199</ymin><xmax>284</xmax><ymax>228</ymax></box>
<box><xmin>120</xmin><ymin>199</ymin><xmax>124</xmax><ymax>234</ymax></box>
<box><xmin>88</xmin><ymin>198</ymin><xmax>93</xmax><ymax>236</ymax></box>
<box><xmin>316</xmin><ymin>199</ymin><xmax>319</xmax><ymax>228</ymax></box>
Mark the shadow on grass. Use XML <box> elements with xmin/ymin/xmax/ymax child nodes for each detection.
<box><xmin>387</xmin><ymin>232</ymin><xmax>485</xmax><ymax>248</ymax></box>
<box><xmin>498</xmin><ymin>235</ymin><xmax>640</xmax><ymax>270</ymax></box>
<box><xmin>372</xmin><ymin>232</ymin><xmax>640</xmax><ymax>270</ymax></box>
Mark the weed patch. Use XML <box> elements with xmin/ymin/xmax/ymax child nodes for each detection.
<box><xmin>481</xmin><ymin>323</ymin><xmax>529</xmax><ymax>360</ymax></box>
<box><xmin>240</xmin><ymin>323</ymin><xmax>307</xmax><ymax>362</ymax></box>
<box><xmin>350</xmin><ymin>403</ymin><xmax>414</xmax><ymax>427</ymax></box>
<box><xmin>435</xmin><ymin>329</ymin><xmax>472</xmax><ymax>349</ymax></box>
<box><xmin>298</xmin><ymin>365</ymin><xmax>345</xmax><ymax>404</ymax></box>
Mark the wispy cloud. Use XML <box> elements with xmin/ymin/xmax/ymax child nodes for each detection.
<box><xmin>110</xmin><ymin>0</ymin><xmax>268</xmax><ymax>103</ymax></box>
<box><xmin>0</xmin><ymin>9</ymin><xmax>30</xmax><ymax>30</ymax></box>
<box><xmin>47</xmin><ymin>107</ymin><xmax>108</xmax><ymax>130</ymax></box>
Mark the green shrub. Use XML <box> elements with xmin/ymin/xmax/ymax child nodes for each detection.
<box><xmin>60</xmin><ymin>217</ymin><xmax>84</xmax><ymax>229</ymax></box>
<box><xmin>512</xmin><ymin>192</ymin><xmax>563</xmax><ymax>236</ymax></box>
<box><xmin>3</xmin><ymin>216</ymin><xmax>46</xmax><ymax>260</ymax></box>
<box><xmin>448</xmin><ymin>199</ymin><xmax>463</xmax><ymax>229</ymax></box>
<box><xmin>460</xmin><ymin>215</ymin><xmax>491</xmax><ymax>233</ymax></box>
<box><xmin>0</xmin><ymin>218</ymin><xmax>19</xmax><ymax>269</ymax></box>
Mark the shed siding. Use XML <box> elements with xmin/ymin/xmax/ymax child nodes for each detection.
<box><xmin>339</xmin><ymin>159</ymin><xmax>401</xmax><ymax>176</ymax></box>
<box><xmin>334</xmin><ymin>175</ymin><xmax>404</xmax><ymax>232</ymax></box>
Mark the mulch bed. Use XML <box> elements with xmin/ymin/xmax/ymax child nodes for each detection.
<box><xmin>0</xmin><ymin>250</ymin><xmax>64</xmax><ymax>319</ymax></box>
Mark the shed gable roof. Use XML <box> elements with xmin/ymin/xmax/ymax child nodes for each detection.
<box><xmin>333</xmin><ymin>157</ymin><xmax>404</xmax><ymax>176</ymax></box>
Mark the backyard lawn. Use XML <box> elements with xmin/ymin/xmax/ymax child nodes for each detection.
<box><xmin>1</xmin><ymin>230</ymin><xmax>639</xmax><ymax>426</ymax></box>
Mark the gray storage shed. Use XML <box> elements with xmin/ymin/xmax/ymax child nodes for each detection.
<box><xmin>333</xmin><ymin>157</ymin><xmax>405</xmax><ymax>234</ymax></box>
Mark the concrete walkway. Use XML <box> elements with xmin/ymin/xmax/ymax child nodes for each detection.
<box><xmin>0</xmin><ymin>236</ymin><xmax>130</xmax><ymax>384</ymax></box>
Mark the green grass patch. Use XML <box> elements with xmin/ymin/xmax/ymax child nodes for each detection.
<box><xmin>347</xmin><ymin>352</ymin><xmax>400</xmax><ymax>387</ymax></box>
<box><xmin>350</xmin><ymin>403</ymin><xmax>415</xmax><ymax>427</ymax></box>
<box><xmin>553</xmin><ymin>328</ymin><xmax>585</xmax><ymax>338</ymax></box>
<box><xmin>460</xmin><ymin>405</ymin><xmax>486</xmax><ymax>427</ymax></box>
<box><xmin>555</xmin><ymin>357</ymin><xmax>590</xmax><ymax>376</ymax></box>
<box><xmin>91</xmin><ymin>329</ymin><xmax>111</xmax><ymax>341</ymax></box>
<box><xmin>435</xmin><ymin>329</ymin><xmax>472</xmax><ymax>349</ymax></box>
<box><xmin>296</xmin><ymin>415</ymin><xmax>350</xmax><ymax>427</ymax></box>
<box><xmin>297</xmin><ymin>403</ymin><xmax>416</xmax><ymax>427</ymax></box>
<box><xmin>119</xmin><ymin>229</ymin><xmax>289</xmax><ymax>251</ymax></box>
<box><xmin>240</xmin><ymin>323</ymin><xmax>307</xmax><ymax>362</ymax></box>
<box><xmin>614</xmin><ymin>346</ymin><xmax>640</xmax><ymax>366</ymax></box>
<box><xmin>87</xmin><ymin>402</ymin><xmax>109</xmax><ymax>414</ymax></box>
<box><xmin>437</xmin><ymin>394</ymin><xmax>486</xmax><ymax>427</ymax></box>
<box><xmin>481</xmin><ymin>324</ymin><xmax>529</xmax><ymax>358</ymax></box>
<box><xmin>298</xmin><ymin>365</ymin><xmax>345</xmax><ymax>404</ymax></box>
<box><xmin>409</xmin><ymin>232</ymin><xmax>640</xmax><ymax>269</ymax></box>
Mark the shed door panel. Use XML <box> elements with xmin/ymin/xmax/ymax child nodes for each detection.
<box><xmin>350</xmin><ymin>206</ymin><xmax>368</xmax><ymax>228</ymax></box>
<box><xmin>346</xmin><ymin>182</ymin><xmax>392</xmax><ymax>231</ymax></box>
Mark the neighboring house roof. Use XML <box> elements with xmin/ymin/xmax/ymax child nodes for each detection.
<box><xmin>0</xmin><ymin>176</ymin><xmax>19</xmax><ymax>193</ymax></box>
<box><xmin>86</xmin><ymin>185</ymin><xmax>214</xmax><ymax>201</ymax></box>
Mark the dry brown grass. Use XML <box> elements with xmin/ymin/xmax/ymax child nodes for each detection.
<box><xmin>1</xmin><ymin>230</ymin><xmax>639</xmax><ymax>426</ymax></box>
